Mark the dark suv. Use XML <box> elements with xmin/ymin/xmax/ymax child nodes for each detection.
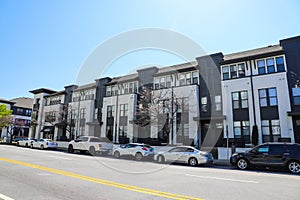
<box><xmin>230</xmin><ymin>143</ymin><xmax>300</xmax><ymax>174</ymax></box>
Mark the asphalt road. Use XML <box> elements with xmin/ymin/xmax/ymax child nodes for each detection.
<box><xmin>0</xmin><ymin>145</ymin><xmax>299</xmax><ymax>200</ymax></box>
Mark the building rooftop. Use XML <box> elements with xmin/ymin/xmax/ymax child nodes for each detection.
<box><xmin>73</xmin><ymin>82</ymin><xmax>96</xmax><ymax>91</ymax></box>
<box><xmin>29</xmin><ymin>88</ymin><xmax>57</xmax><ymax>94</ymax></box>
<box><xmin>223</xmin><ymin>44</ymin><xmax>284</xmax><ymax>62</ymax></box>
<box><xmin>0</xmin><ymin>98</ymin><xmax>15</xmax><ymax>105</ymax></box>
<box><xmin>10</xmin><ymin>97</ymin><xmax>33</xmax><ymax>109</ymax></box>
<box><xmin>156</xmin><ymin>61</ymin><xmax>198</xmax><ymax>75</ymax></box>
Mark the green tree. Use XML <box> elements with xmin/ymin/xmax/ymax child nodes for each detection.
<box><xmin>0</xmin><ymin>104</ymin><xmax>12</xmax><ymax>128</ymax></box>
<box><xmin>251</xmin><ymin>125</ymin><xmax>259</xmax><ymax>146</ymax></box>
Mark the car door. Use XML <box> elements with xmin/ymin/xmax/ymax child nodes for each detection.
<box><xmin>165</xmin><ymin>147</ymin><xmax>183</xmax><ymax>162</ymax></box>
<box><xmin>268</xmin><ymin>145</ymin><xmax>289</xmax><ymax>166</ymax></box>
<box><xmin>248</xmin><ymin>145</ymin><xmax>270</xmax><ymax>166</ymax></box>
<box><xmin>176</xmin><ymin>147</ymin><xmax>193</xmax><ymax>162</ymax></box>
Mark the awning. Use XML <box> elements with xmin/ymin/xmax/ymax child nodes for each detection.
<box><xmin>193</xmin><ymin>115</ymin><xmax>226</xmax><ymax>121</ymax></box>
<box><xmin>287</xmin><ymin>111</ymin><xmax>300</xmax><ymax>116</ymax></box>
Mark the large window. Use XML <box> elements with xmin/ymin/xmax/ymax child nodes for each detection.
<box><xmin>232</xmin><ymin>91</ymin><xmax>248</xmax><ymax>109</ymax></box>
<box><xmin>292</xmin><ymin>88</ymin><xmax>300</xmax><ymax>105</ymax></box>
<box><xmin>192</xmin><ymin>71</ymin><xmax>199</xmax><ymax>84</ymax></box>
<box><xmin>222</xmin><ymin>66</ymin><xmax>229</xmax><ymax>80</ymax></box>
<box><xmin>266</xmin><ymin>58</ymin><xmax>275</xmax><ymax>73</ymax></box>
<box><xmin>230</xmin><ymin>65</ymin><xmax>237</xmax><ymax>78</ymax></box>
<box><xmin>276</xmin><ymin>56</ymin><xmax>285</xmax><ymax>72</ymax></box>
<box><xmin>257</xmin><ymin>56</ymin><xmax>285</xmax><ymax>75</ymax></box>
<box><xmin>257</xmin><ymin>60</ymin><xmax>266</xmax><ymax>74</ymax></box>
<box><xmin>259</xmin><ymin>88</ymin><xmax>277</xmax><ymax>107</ymax></box>
<box><xmin>233</xmin><ymin>121</ymin><xmax>250</xmax><ymax>144</ymax></box>
<box><xmin>107</xmin><ymin>105</ymin><xmax>115</xmax><ymax>118</ymax></box>
<box><xmin>120</xmin><ymin>104</ymin><xmax>128</xmax><ymax>117</ymax></box>
<box><xmin>262</xmin><ymin>120</ymin><xmax>281</xmax><ymax>142</ymax></box>
<box><xmin>222</xmin><ymin>63</ymin><xmax>245</xmax><ymax>80</ymax></box>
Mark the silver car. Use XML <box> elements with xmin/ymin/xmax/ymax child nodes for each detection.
<box><xmin>154</xmin><ymin>146</ymin><xmax>214</xmax><ymax>166</ymax></box>
<box><xmin>113</xmin><ymin>143</ymin><xmax>155</xmax><ymax>161</ymax></box>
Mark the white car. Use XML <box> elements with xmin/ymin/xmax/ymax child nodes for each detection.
<box><xmin>17</xmin><ymin>138</ymin><xmax>36</xmax><ymax>147</ymax></box>
<box><xmin>68</xmin><ymin>136</ymin><xmax>113</xmax><ymax>155</ymax></box>
<box><xmin>113</xmin><ymin>143</ymin><xmax>154</xmax><ymax>161</ymax></box>
<box><xmin>154</xmin><ymin>146</ymin><xmax>214</xmax><ymax>166</ymax></box>
<box><xmin>31</xmin><ymin>139</ymin><xmax>58</xmax><ymax>150</ymax></box>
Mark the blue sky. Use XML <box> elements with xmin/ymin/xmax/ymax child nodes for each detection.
<box><xmin>1</xmin><ymin>0</ymin><xmax>300</xmax><ymax>100</ymax></box>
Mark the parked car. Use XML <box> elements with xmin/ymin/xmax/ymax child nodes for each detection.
<box><xmin>68</xmin><ymin>136</ymin><xmax>113</xmax><ymax>155</ymax></box>
<box><xmin>230</xmin><ymin>143</ymin><xmax>300</xmax><ymax>174</ymax></box>
<box><xmin>12</xmin><ymin>137</ymin><xmax>25</xmax><ymax>145</ymax></box>
<box><xmin>17</xmin><ymin>138</ymin><xmax>36</xmax><ymax>147</ymax></box>
<box><xmin>113</xmin><ymin>143</ymin><xmax>154</xmax><ymax>161</ymax></box>
<box><xmin>154</xmin><ymin>146</ymin><xmax>214</xmax><ymax>167</ymax></box>
<box><xmin>31</xmin><ymin>139</ymin><xmax>58</xmax><ymax>150</ymax></box>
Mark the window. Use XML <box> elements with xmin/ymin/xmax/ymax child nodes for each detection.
<box><xmin>106</xmin><ymin>86</ymin><xmax>112</xmax><ymax>96</ymax></box>
<box><xmin>266</xmin><ymin>58</ymin><xmax>275</xmax><ymax>73</ymax></box>
<box><xmin>262</xmin><ymin>119</ymin><xmax>281</xmax><ymax>142</ymax></box>
<box><xmin>119</xmin><ymin>125</ymin><xmax>127</xmax><ymax>137</ymax></box>
<box><xmin>276</xmin><ymin>56</ymin><xmax>285</xmax><ymax>72</ymax></box>
<box><xmin>120</xmin><ymin>104</ymin><xmax>128</xmax><ymax>117</ymax></box>
<box><xmin>124</xmin><ymin>83</ymin><xmax>129</xmax><ymax>94</ymax></box>
<box><xmin>201</xmin><ymin>97</ymin><xmax>208</xmax><ymax>112</ymax></box>
<box><xmin>257</xmin><ymin>60</ymin><xmax>266</xmax><ymax>74</ymax></box>
<box><xmin>179</xmin><ymin>74</ymin><xmax>185</xmax><ymax>86</ymax></box>
<box><xmin>129</xmin><ymin>83</ymin><xmax>134</xmax><ymax>93</ymax></box>
<box><xmin>292</xmin><ymin>88</ymin><xmax>300</xmax><ymax>105</ymax></box>
<box><xmin>238</xmin><ymin>63</ymin><xmax>245</xmax><ymax>77</ymax></box>
<box><xmin>107</xmin><ymin>106</ymin><xmax>115</xmax><ymax>118</ymax></box>
<box><xmin>166</xmin><ymin>75</ymin><xmax>172</xmax><ymax>88</ymax></box>
<box><xmin>232</xmin><ymin>91</ymin><xmax>248</xmax><ymax>109</ymax></box>
<box><xmin>160</xmin><ymin>77</ymin><xmax>166</xmax><ymax>89</ymax></box>
<box><xmin>222</xmin><ymin>66</ymin><xmax>229</xmax><ymax>80</ymax></box>
<box><xmin>259</xmin><ymin>88</ymin><xmax>277</xmax><ymax>107</ymax></box>
<box><xmin>154</xmin><ymin>78</ymin><xmax>159</xmax><ymax>89</ymax></box>
<box><xmin>215</xmin><ymin>95</ymin><xmax>222</xmax><ymax>111</ymax></box>
<box><xmin>192</xmin><ymin>71</ymin><xmax>199</xmax><ymax>84</ymax></box>
<box><xmin>234</xmin><ymin>121</ymin><xmax>250</xmax><ymax>143</ymax></box>
<box><xmin>80</xmin><ymin>108</ymin><xmax>86</xmax><ymax>119</ymax></box>
<box><xmin>230</xmin><ymin>65</ymin><xmax>237</xmax><ymax>78</ymax></box>
<box><xmin>186</xmin><ymin>73</ymin><xmax>191</xmax><ymax>85</ymax></box>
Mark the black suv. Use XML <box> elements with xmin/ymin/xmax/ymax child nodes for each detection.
<box><xmin>230</xmin><ymin>143</ymin><xmax>300</xmax><ymax>174</ymax></box>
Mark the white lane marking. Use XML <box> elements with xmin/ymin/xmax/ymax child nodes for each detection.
<box><xmin>186</xmin><ymin>174</ymin><xmax>259</xmax><ymax>184</ymax></box>
<box><xmin>48</xmin><ymin>155</ymin><xmax>72</xmax><ymax>160</ymax></box>
<box><xmin>0</xmin><ymin>193</ymin><xmax>15</xmax><ymax>200</ymax></box>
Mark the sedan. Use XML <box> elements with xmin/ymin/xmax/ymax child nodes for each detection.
<box><xmin>154</xmin><ymin>146</ymin><xmax>214</xmax><ymax>167</ymax></box>
<box><xmin>113</xmin><ymin>143</ymin><xmax>154</xmax><ymax>161</ymax></box>
<box><xmin>17</xmin><ymin>138</ymin><xmax>36</xmax><ymax>147</ymax></box>
<box><xmin>31</xmin><ymin>139</ymin><xmax>58</xmax><ymax>150</ymax></box>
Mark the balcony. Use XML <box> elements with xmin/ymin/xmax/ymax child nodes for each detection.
<box><xmin>49</xmin><ymin>99</ymin><xmax>61</xmax><ymax>105</ymax></box>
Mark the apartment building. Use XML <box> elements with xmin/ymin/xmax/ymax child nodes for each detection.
<box><xmin>28</xmin><ymin>35</ymin><xmax>300</xmax><ymax>147</ymax></box>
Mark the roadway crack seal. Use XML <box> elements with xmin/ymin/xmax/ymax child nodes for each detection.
<box><xmin>0</xmin><ymin>158</ymin><xmax>203</xmax><ymax>200</ymax></box>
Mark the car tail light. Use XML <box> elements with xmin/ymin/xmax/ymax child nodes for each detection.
<box><xmin>141</xmin><ymin>147</ymin><xmax>148</xmax><ymax>151</ymax></box>
<box><xmin>98</xmin><ymin>144</ymin><xmax>102</xmax><ymax>148</ymax></box>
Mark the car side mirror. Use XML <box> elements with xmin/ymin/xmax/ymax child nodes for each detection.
<box><xmin>120</xmin><ymin>145</ymin><xmax>125</xmax><ymax>148</ymax></box>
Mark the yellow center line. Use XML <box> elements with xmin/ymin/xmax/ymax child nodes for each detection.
<box><xmin>0</xmin><ymin>157</ymin><xmax>203</xmax><ymax>200</ymax></box>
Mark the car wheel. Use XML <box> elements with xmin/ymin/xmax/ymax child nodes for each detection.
<box><xmin>157</xmin><ymin>155</ymin><xmax>165</xmax><ymax>163</ymax></box>
<box><xmin>30</xmin><ymin>144</ymin><xmax>33</xmax><ymax>149</ymax></box>
<box><xmin>40</xmin><ymin>145</ymin><xmax>44</xmax><ymax>150</ymax></box>
<box><xmin>188</xmin><ymin>157</ymin><xmax>198</xmax><ymax>166</ymax></box>
<box><xmin>237</xmin><ymin>158</ymin><xmax>248</xmax><ymax>170</ymax></box>
<box><xmin>68</xmin><ymin>145</ymin><xmax>74</xmax><ymax>153</ymax></box>
<box><xmin>89</xmin><ymin>146</ymin><xmax>96</xmax><ymax>156</ymax></box>
<box><xmin>114</xmin><ymin>151</ymin><xmax>120</xmax><ymax>159</ymax></box>
<box><xmin>25</xmin><ymin>143</ymin><xmax>28</xmax><ymax>147</ymax></box>
<box><xmin>288</xmin><ymin>161</ymin><xmax>300</xmax><ymax>174</ymax></box>
<box><xmin>135</xmin><ymin>152</ymin><xmax>143</xmax><ymax>161</ymax></box>
<box><xmin>16</xmin><ymin>142</ymin><xmax>19</xmax><ymax>146</ymax></box>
